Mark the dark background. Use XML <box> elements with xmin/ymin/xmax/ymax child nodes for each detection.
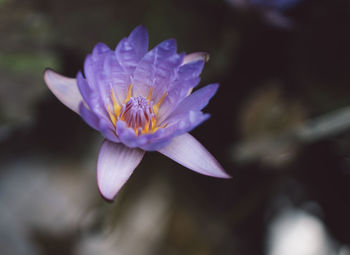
<box><xmin>0</xmin><ymin>0</ymin><xmax>350</xmax><ymax>254</ymax></box>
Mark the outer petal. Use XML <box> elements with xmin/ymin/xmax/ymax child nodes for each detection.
<box><xmin>158</xmin><ymin>133</ymin><xmax>230</xmax><ymax>178</ymax></box>
<box><xmin>99</xmin><ymin>119</ymin><xmax>120</xmax><ymax>143</ymax></box>
<box><xmin>77</xmin><ymin>71</ymin><xmax>111</xmax><ymax>125</ymax></box>
<box><xmin>97</xmin><ymin>140</ymin><xmax>145</xmax><ymax>201</ymax></box>
<box><xmin>166</xmin><ymin>83</ymin><xmax>218</xmax><ymax>119</ymax></box>
<box><xmin>79</xmin><ymin>102</ymin><xmax>99</xmax><ymax>130</ymax></box>
<box><xmin>43</xmin><ymin>69</ymin><xmax>83</xmax><ymax>114</ymax></box>
<box><xmin>158</xmin><ymin>60</ymin><xmax>204</xmax><ymax>122</ymax></box>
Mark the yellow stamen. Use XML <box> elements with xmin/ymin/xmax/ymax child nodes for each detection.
<box><xmin>142</xmin><ymin>119</ymin><xmax>150</xmax><ymax>134</ymax></box>
<box><xmin>111</xmin><ymin>89</ymin><xmax>121</xmax><ymax>116</ymax></box>
<box><xmin>124</xmin><ymin>84</ymin><xmax>133</xmax><ymax>103</ymax></box>
<box><xmin>151</xmin><ymin>115</ymin><xmax>158</xmax><ymax>132</ymax></box>
<box><xmin>147</xmin><ymin>86</ymin><xmax>154</xmax><ymax>102</ymax></box>
<box><xmin>107</xmin><ymin>105</ymin><xmax>117</xmax><ymax>125</ymax></box>
<box><xmin>153</xmin><ymin>92</ymin><xmax>167</xmax><ymax>115</ymax></box>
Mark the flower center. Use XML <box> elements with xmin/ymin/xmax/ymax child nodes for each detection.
<box><xmin>106</xmin><ymin>84</ymin><xmax>167</xmax><ymax>136</ymax></box>
<box><xmin>120</xmin><ymin>96</ymin><xmax>155</xmax><ymax>134</ymax></box>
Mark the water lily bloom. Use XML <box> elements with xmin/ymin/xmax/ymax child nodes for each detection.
<box><xmin>44</xmin><ymin>26</ymin><xmax>230</xmax><ymax>201</ymax></box>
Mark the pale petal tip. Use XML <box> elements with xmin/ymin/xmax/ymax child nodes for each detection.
<box><xmin>158</xmin><ymin>133</ymin><xmax>232</xmax><ymax>179</ymax></box>
<box><xmin>43</xmin><ymin>68</ymin><xmax>54</xmax><ymax>82</ymax></box>
<box><xmin>183</xmin><ymin>52</ymin><xmax>210</xmax><ymax>65</ymax></box>
<box><xmin>200</xmin><ymin>160</ymin><xmax>231</xmax><ymax>179</ymax></box>
<box><xmin>43</xmin><ymin>68</ymin><xmax>82</xmax><ymax>114</ymax></box>
<box><xmin>97</xmin><ymin>185</ymin><xmax>116</xmax><ymax>202</ymax></box>
<box><xmin>213</xmin><ymin>168</ymin><xmax>232</xmax><ymax>179</ymax></box>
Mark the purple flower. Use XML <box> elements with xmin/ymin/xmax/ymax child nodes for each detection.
<box><xmin>44</xmin><ymin>26</ymin><xmax>230</xmax><ymax>201</ymax></box>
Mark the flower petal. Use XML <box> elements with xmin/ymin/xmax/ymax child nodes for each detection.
<box><xmin>158</xmin><ymin>133</ymin><xmax>231</xmax><ymax>178</ymax></box>
<box><xmin>182</xmin><ymin>52</ymin><xmax>209</xmax><ymax>65</ymax></box>
<box><xmin>77</xmin><ymin>71</ymin><xmax>111</xmax><ymax>122</ymax></box>
<box><xmin>167</xmin><ymin>83</ymin><xmax>218</xmax><ymax>118</ymax></box>
<box><xmin>99</xmin><ymin>119</ymin><xmax>120</xmax><ymax>143</ymax></box>
<box><xmin>84</xmin><ymin>43</ymin><xmax>113</xmax><ymax>90</ymax></box>
<box><xmin>115</xmin><ymin>25</ymin><xmax>149</xmax><ymax>74</ymax></box>
<box><xmin>79</xmin><ymin>102</ymin><xmax>99</xmax><ymax>130</ymax></box>
<box><xmin>43</xmin><ymin>69</ymin><xmax>83</xmax><ymax>114</ymax></box>
<box><xmin>97</xmin><ymin>140</ymin><xmax>145</xmax><ymax>201</ymax></box>
<box><xmin>157</xmin><ymin>60</ymin><xmax>204</xmax><ymax>122</ymax></box>
<box><xmin>116</xmin><ymin>121</ymin><xmax>148</xmax><ymax>148</ymax></box>
<box><xmin>133</xmin><ymin>39</ymin><xmax>184</xmax><ymax>100</ymax></box>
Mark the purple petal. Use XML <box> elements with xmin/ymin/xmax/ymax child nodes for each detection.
<box><xmin>133</xmin><ymin>39</ymin><xmax>184</xmax><ymax>100</ymax></box>
<box><xmin>77</xmin><ymin>71</ymin><xmax>92</xmax><ymax>103</ymax></box>
<box><xmin>157</xmin><ymin>77</ymin><xmax>201</xmax><ymax>123</ymax></box>
<box><xmin>115</xmin><ymin>25</ymin><xmax>149</xmax><ymax>74</ymax></box>
<box><xmin>140</xmin><ymin>111</ymin><xmax>209</xmax><ymax>151</ymax></box>
<box><xmin>84</xmin><ymin>45</ymin><xmax>115</xmax><ymax>103</ymax></box>
<box><xmin>166</xmin><ymin>111</ymin><xmax>210</xmax><ymax>134</ymax></box>
<box><xmin>97</xmin><ymin>140</ymin><xmax>145</xmax><ymax>201</ymax></box>
<box><xmin>43</xmin><ymin>69</ymin><xmax>83</xmax><ymax>114</ymax></box>
<box><xmin>116</xmin><ymin>121</ymin><xmax>148</xmax><ymax>148</ymax></box>
<box><xmin>84</xmin><ymin>43</ymin><xmax>112</xmax><ymax>88</ymax></box>
<box><xmin>177</xmin><ymin>59</ymin><xmax>205</xmax><ymax>81</ymax></box>
<box><xmin>103</xmin><ymin>53</ymin><xmax>131</xmax><ymax>104</ymax></box>
<box><xmin>77</xmin><ymin>71</ymin><xmax>110</xmax><ymax>121</ymax></box>
<box><xmin>99</xmin><ymin>118</ymin><xmax>119</xmax><ymax>143</ymax></box>
<box><xmin>158</xmin><ymin>133</ymin><xmax>230</xmax><ymax>178</ymax></box>
<box><xmin>182</xmin><ymin>52</ymin><xmax>209</xmax><ymax>65</ymax></box>
<box><xmin>166</xmin><ymin>84</ymin><xmax>218</xmax><ymax>119</ymax></box>
<box><xmin>157</xmin><ymin>61</ymin><xmax>204</xmax><ymax>122</ymax></box>
<box><xmin>83</xmin><ymin>45</ymin><xmax>131</xmax><ymax>115</ymax></box>
<box><xmin>79</xmin><ymin>102</ymin><xmax>99</xmax><ymax>130</ymax></box>
<box><xmin>92</xmin><ymin>42</ymin><xmax>111</xmax><ymax>56</ymax></box>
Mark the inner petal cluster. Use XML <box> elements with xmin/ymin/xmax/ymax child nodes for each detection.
<box><xmin>120</xmin><ymin>96</ymin><xmax>155</xmax><ymax>135</ymax></box>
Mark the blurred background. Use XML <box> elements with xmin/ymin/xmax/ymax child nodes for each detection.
<box><xmin>1</xmin><ymin>0</ymin><xmax>350</xmax><ymax>254</ymax></box>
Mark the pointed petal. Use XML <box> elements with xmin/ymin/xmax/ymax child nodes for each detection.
<box><xmin>158</xmin><ymin>133</ymin><xmax>230</xmax><ymax>178</ymax></box>
<box><xmin>43</xmin><ymin>69</ymin><xmax>83</xmax><ymax>114</ymax></box>
<box><xmin>177</xmin><ymin>59</ymin><xmax>205</xmax><ymax>80</ymax></box>
<box><xmin>169</xmin><ymin>84</ymin><xmax>218</xmax><ymax>117</ymax></box>
<box><xmin>182</xmin><ymin>52</ymin><xmax>209</xmax><ymax>65</ymax></box>
<box><xmin>97</xmin><ymin>140</ymin><xmax>145</xmax><ymax>201</ymax></box>
<box><xmin>115</xmin><ymin>25</ymin><xmax>149</xmax><ymax>74</ymax></box>
<box><xmin>104</xmin><ymin>52</ymin><xmax>131</xmax><ymax>104</ymax></box>
<box><xmin>157</xmin><ymin>77</ymin><xmax>201</xmax><ymax>123</ymax></box>
<box><xmin>92</xmin><ymin>42</ymin><xmax>110</xmax><ymax>55</ymax></box>
<box><xmin>77</xmin><ymin>71</ymin><xmax>111</xmax><ymax>122</ymax></box>
<box><xmin>157</xmin><ymin>61</ymin><xmax>204</xmax><ymax>122</ymax></box>
<box><xmin>99</xmin><ymin>118</ymin><xmax>120</xmax><ymax>143</ymax></box>
<box><xmin>79</xmin><ymin>102</ymin><xmax>99</xmax><ymax>130</ymax></box>
<box><xmin>133</xmin><ymin>39</ymin><xmax>183</xmax><ymax>100</ymax></box>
